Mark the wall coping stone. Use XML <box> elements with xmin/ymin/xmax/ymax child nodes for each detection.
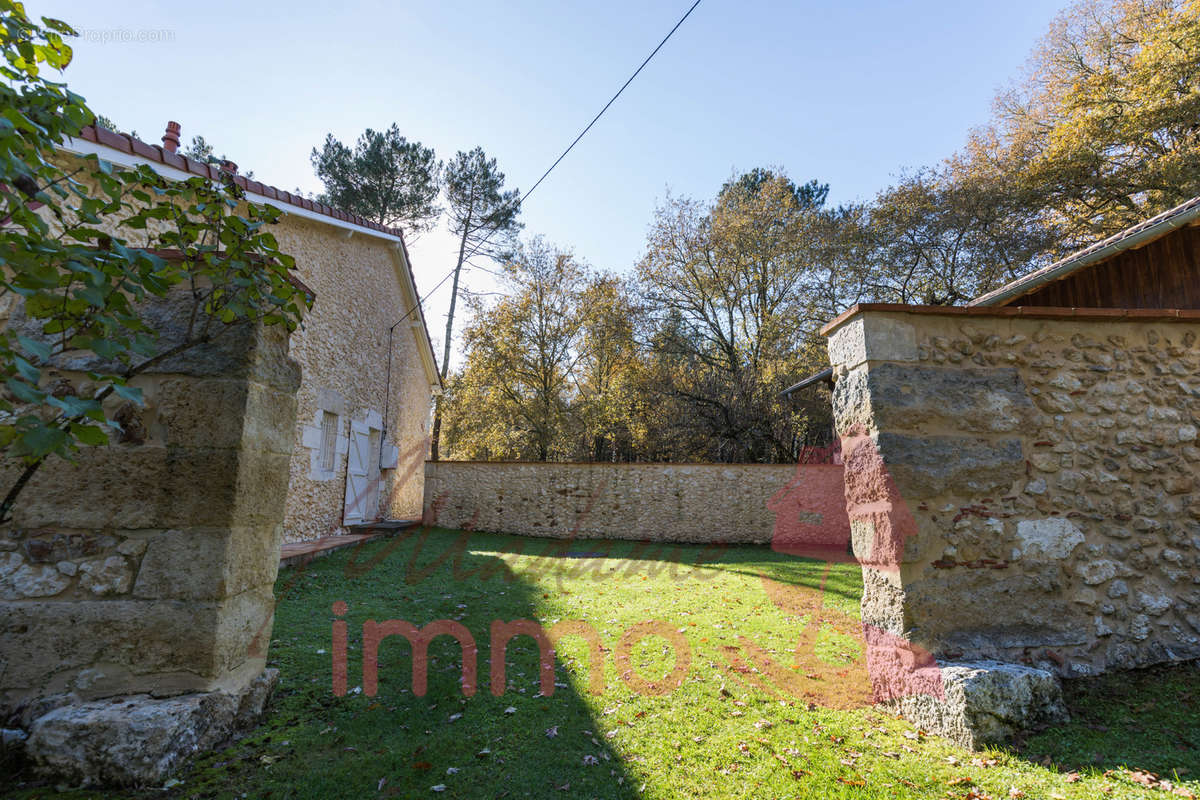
<box><xmin>820</xmin><ymin>303</ymin><xmax>1200</xmax><ymax>337</ymax></box>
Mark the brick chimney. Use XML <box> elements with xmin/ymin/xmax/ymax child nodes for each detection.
<box><xmin>162</xmin><ymin>121</ymin><xmax>181</xmax><ymax>153</ymax></box>
<box><xmin>219</xmin><ymin>159</ymin><xmax>238</xmax><ymax>175</ymax></box>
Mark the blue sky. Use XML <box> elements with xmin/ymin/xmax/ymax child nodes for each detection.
<box><xmin>35</xmin><ymin>0</ymin><xmax>1066</xmax><ymax>359</ymax></box>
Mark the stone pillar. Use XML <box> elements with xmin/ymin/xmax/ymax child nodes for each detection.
<box><xmin>824</xmin><ymin>309</ymin><xmax>1052</xmax><ymax>747</ymax></box>
<box><xmin>0</xmin><ymin>302</ymin><xmax>300</xmax><ymax>785</ymax></box>
<box><xmin>824</xmin><ymin>306</ymin><xmax>1200</xmax><ymax>747</ymax></box>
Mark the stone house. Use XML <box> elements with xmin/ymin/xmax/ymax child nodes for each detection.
<box><xmin>70</xmin><ymin>123</ymin><xmax>443</xmax><ymax>543</ymax></box>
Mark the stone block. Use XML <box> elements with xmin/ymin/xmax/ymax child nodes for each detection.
<box><xmin>22</xmin><ymin>668</ymin><xmax>277</xmax><ymax>787</ymax></box>
<box><xmin>212</xmin><ymin>587</ymin><xmax>277</xmax><ymax>678</ymax></box>
<box><xmin>229</xmin><ymin>449</ymin><xmax>295</xmax><ymax>529</ymax></box>
<box><xmin>12</xmin><ymin>447</ymin><xmax>242</xmax><ymax>530</ymax></box>
<box><xmin>0</xmin><ymin>553</ymin><xmax>71</xmax><ymax>599</ymax></box>
<box><xmin>905</xmin><ymin>566</ymin><xmax>1074</xmax><ymax>645</ymax></box>
<box><xmin>875</xmin><ymin>433</ymin><xmax>1024</xmax><ymax>497</ymax></box>
<box><xmin>154</xmin><ymin>379</ymin><xmax>296</xmax><ymax>455</ymax></box>
<box><xmin>886</xmin><ymin>660</ymin><xmax>1068</xmax><ymax>749</ymax></box>
<box><xmin>827</xmin><ymin>314</ymin><xmax>918</xmax><ymax>370</ymax></box>
<box><xmin>78</xmin><ymin>556</ymin><xmax>133</xmax><ymax>596</ymax></box>
<box><xmin>860</xmin><ymin>364</ymin><xmax>1036</xmax><ymax>435</ymax></box>
<box><xmin>133</xmin><ymin>527</ymin><xmax>280</xmax><ymax>601</ymax></box>
<box><xmin>1015</xmin><ymin>518</ymin><xmax>1086</xmax><ymax>560</ymax></box>
<box><xmin>0</xmin><ymin>591</ymin><xmax>273</xmax><ymax>702</ymax></box>
<box><xmin>860</xmin><ymin>566</ymin><xmax>909</xmax><ymax>635</ymax></box>
<box><xmin>832</xmin><ymin>365</ymin><xmax>873</xmax><ymax>432</ymax></box>
<box><xmin>11</xmin><ymin>443</ymin><xmax>293</xmax><ymax>531</ymax></box>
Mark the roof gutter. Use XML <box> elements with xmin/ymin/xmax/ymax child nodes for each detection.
<box><xmin>970</xmin><ymin>197</ymin><xmax>1200</xmax><ymax>307</ymax></box>
<box><xmin>779</xmin><ymin>367</ymin><xmax>834</xmax><ymax>398</ymax></box>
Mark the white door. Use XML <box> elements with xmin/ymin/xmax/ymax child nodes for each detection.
<box><xmin>343</xmin><ymin>422</ymin><xmax>372</xmax><ymax>525</ymax></box>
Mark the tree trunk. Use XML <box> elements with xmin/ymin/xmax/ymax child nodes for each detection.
<box><xmin>429</xmin><ymin>212</ymin><xmax>473</xmax><ymax>462</ymax></box>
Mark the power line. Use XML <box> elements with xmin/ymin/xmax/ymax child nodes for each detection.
<box><xmin>510</xmin><ymin>0</ymin><xmax>704</xmax><ymax>215</ymax></box>
<box><xmin>390</xmin><ymin>0</ymin><xmax>704</xmax><ymax>332</ymax></box>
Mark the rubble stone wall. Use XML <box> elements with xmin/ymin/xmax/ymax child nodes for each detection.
<box><xmin>423</xmin><ymin>461</ymin><xmax>842</xmax><ymax>544</ymax></box>
<box><xmin>276</xmin><ymin>216</ymin><xmax>433</xmax><ymax>542</ymax></box>
<box><xmin>825</xmin><ymin>306</ymin><xmax>1200</xmax><ymax>678</ymax></box>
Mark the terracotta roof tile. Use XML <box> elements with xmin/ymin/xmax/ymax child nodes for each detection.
<box><xmin>160</xmin><ymin>150</ymin><xmax>186</xmax><ymax>170</ymax></box>
<box><xmin>95</xmin><ymin>126</ymin><xmax>131</xmax><ymax>153</ymax></box>
<box><xmin>75</xmin><ymin>124</ymin><xmax>413</xmax><ymax>241</ymax></box>
<box><xmin>129</xmin><ymin>138</ymin><xmax>158</xmax><ymax>160</ymax></box>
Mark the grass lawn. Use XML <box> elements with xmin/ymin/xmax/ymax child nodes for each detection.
<box><xmin>5</xmin><ymin>527</ymin><xmax>1198</xmax><ymax>799</ymax></box>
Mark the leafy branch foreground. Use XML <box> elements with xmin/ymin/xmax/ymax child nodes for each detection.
<box><xmin>0</xmin><ymin>2</ymin><xmax>309</xmax><ymax>519</ymax></box>
<box><xmin>7</xmin><ymin>530</ymin><xmax>1194</xmax><ymax>798</ymax></box>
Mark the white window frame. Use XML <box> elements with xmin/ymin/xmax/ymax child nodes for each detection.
<box><xmin>319</xmin><ymin>411</ymin><xmax>339</xmax><ymax>472</ymax></box>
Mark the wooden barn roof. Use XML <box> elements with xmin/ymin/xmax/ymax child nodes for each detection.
<box><xmin>970</xmin><ymin>196</ymin><xmax>1200</xmax><ymax>308</ymax></box>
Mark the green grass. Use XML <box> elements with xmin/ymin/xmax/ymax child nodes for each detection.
<box><xmin>5</xmin><ymin>528</ymin><xmax>1198</xmax><ymax>799</ymax></box>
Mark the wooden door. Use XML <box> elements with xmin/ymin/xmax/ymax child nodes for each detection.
<box><xmin>343</xmin><ymin>422</ymin><xmax>371</xmax><ymax>525</ymax></box>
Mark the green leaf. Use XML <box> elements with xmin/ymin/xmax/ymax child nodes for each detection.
<box><xmin>16</xmin><ymin>334</ymin><xmax>51</xmax><ymax>362</ymax></box>
<box><xmin>12</xmin><ymin>355</ymin><xmax>40</xmax><ymax>384</ymax></box>
<box><xmin>18</xmin><ymin>424</ymin><xmax>68</xmax><ymax>459</ymax></box>
<box><xmin>6</xmin><ymin>378</ymin><xmax>45</xmax><ymax>404</ymax></box>
<box><xmin>111</xmin><ymin>383</ymin><xmax>144</xmax><ymax>405</ymax></box>
<box><xmin>69</xmin><ymin>422</ymin><xmax>108</xmax><ymax>446</ymax></box>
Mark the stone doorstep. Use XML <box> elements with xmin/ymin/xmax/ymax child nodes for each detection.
<box><xmin>885</xmin><ymin>660</ymin><xmax>1069</xmax><ymax>750</ymax></box>
<box><xmin>278</xmin><ymin>520</ymin><xmax>418</xmax><ymax>568</ymax></box>
<box><xmin>20</xmin><ymin>668</ymin><xmax>279</xmax><ymax>788</ymax></box>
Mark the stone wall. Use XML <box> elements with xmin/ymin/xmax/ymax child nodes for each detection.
<box><xmin>274</xmin><ymin>217</ymin><xmax>434</xmax><ymax>542</ymax></box>
<box><xmin>0</xmin><ymin>296</ymin><xmax>300</xmax><ymax>783</ymax></box>
<box><xmin>825</xmin><ymin>306</ymin><xmax>1200</xmax><ymax>680</ymax></box>
<box><xmin>424</xmin><ymin>461</ymin><xmax>846</xmax><ymax>544</ymax></box>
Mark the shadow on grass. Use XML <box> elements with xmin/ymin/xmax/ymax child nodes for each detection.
<box><xmin>174</xmin><ymin>533</ymin><xmax>639</xmax><ymax>800</ymax></box>
<box><xmin>1015</xmin><ymin>661</ymin><xmax>1200</xmax><ymax>781</ymax></box>
<box><xmin>451</xmin><ymin>530</ymin><xmax>864</xmax><ymax>608</ymax></box>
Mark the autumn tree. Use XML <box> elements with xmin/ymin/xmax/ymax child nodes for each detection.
<box><xmin>864</xmin><ymin>165</ymin><xmax>1057</xmax><ymax>304</ymax></box>
<box><xmin>442</xmin><ymin>238</ymin><xmax>584</xmax><ymax>462</ymax></box>
<box><xmin>310</xmin><ymin>124</ymin><xmax>441</xmax><ymax>232</ymax></box>
<box><xmin>430</xmin><ymin>147</ymin><xmax>522</xmax><ymax>461</ymax></box>
<box><xmin>572</xmin><ymin>275</ymin><xmax>639</xmax><ymax>461</ymax></box>
<box><xmin>636</xmin><ymin>171</ymin><xmax>837</xmax><ymax>462</ymax></box>
<box><xmin>974</xmin><ymin>0</ymin><xmax>1200</xmax><ymax>245</ymax></box>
